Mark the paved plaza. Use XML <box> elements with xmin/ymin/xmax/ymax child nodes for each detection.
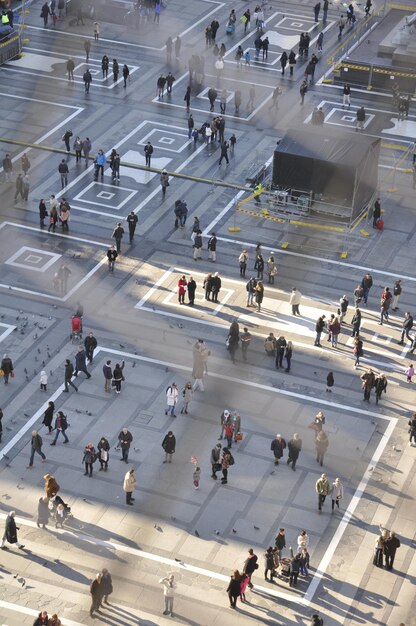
<box><xmin>0</xmin><ymin>0</ymin><xmax>415</xmax><ymax>625</ymax></box>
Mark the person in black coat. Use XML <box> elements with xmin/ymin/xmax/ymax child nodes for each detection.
<box><xmin>84</xmin><ymin>332</ymin><xmax>98</xmax><ymax>363</ymax></box>
<box><xmin>74</xmin><ymin>347</ymin><xmax>91</xmax><ymax>379</ymax></box>
<box><xmin>90</xmin><ymin>573</ymin><xmax>103</xmax><ymax>617</ymax></box>
<box><xmin>39</xmin><ymin>199</ymin><xmax>48</xmax><ymax>228</ymax></box>
<box><xmin>271</xmin><ymin>434</ymin><xmax>286</xmax><ymax>465</ymax></box>
<box><xmin>243</xmin><ymin>549</ymin><xmax>258</xmax><ymax>588</ymax></box>
<box><xmin>42</xmin><ymin>400</ymin><xmax>55</xmax><ymax>432</ymax></box>
<box><xmin>187</xmin><ymin>277</ymin><xmax>196</xmax><ymax>306</ymax></box>
<box><xmin>64</xmin><ymin>359</ymin><xmax>78</xmax><ymax>392</ymax></box>
<box><xmin>287</xmin><ymin>433</ymin><xmax>302</xmax><ymax>470</ymax></box>
<box><xmin>101</xmin><ymin>568</ymin><xmax>113</xmax><ymax>603</ymax></box>
<box><xmin>227</xmin><ymin>570</ymin><xmax>241</xmax><ymax>608</ymax></box>
<box><xmin>372</xmin><ymin>198</ymin><xmax>381</xmax><ymax>227</ymax></box>
<box><xmin>227</xmin><ymin>320</ymin><xmax>240</xmax><ymax>363</ymax></box>
<box><xmin>97</xmin><ymin>437</ymin><xmax>110</xmax><ymax>470</ymax></box>
<box><xmin>1</xmin><ymin>511</ymin><xmax>25</xmax><ymax>549</ymax></box>
<box><xmin>326</xmin><ymin>371</ymin><xmax>334</xmax><ymax>392</ymax></box>
<box><xmin>351</xmin><ymin>308</ymin><xmax>362</xmax><ymax>337</ymax></box>
<box><xmin>280</xmin><ymin>50</ymin><xmax>288</xmax><ymax>75</ymax></box>
<box><xmin>162</xmin><ymin>431</ymin><xmax>176</xmax><ymax>463</ymax></box>
<box><xmin>275</xmin><ymin>336</ymin><xmax>287</xmax><ymax>369</ymax></box>
<box><xmin>384</xmin><ymin>531</ymin><xmax>400</xmax><ymax>570</ymax></box>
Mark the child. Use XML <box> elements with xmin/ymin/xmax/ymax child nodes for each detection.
<box><xmin>55</xmin><ymin>503</ymin><xmax>66</xmax><ymax>528</ymax></box>
<box><xmin>193</xmin><ymin>466</ymin><xmax>201</xmax><ymax>489</ymax></box>
<box><xmin>406</xmin><ymin>363</ymin><xmax>414</xmax><ymax>382</ymax></box>
<box><xmin>326</xmin><ymin>371</ymin><xmax>334</xmax><ymax>393</ymax></box>
<box><xmin>39</xmin><ymin>370</ymin><xmax>48</xmax><ymax>392</ymax></box>
<box><xmin>240</xmin><ymin>572</ymin><xmax>249</xmax><ymax>602</ymax></box>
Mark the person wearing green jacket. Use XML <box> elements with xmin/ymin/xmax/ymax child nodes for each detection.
<box><xmin>315</xmin><ymin>473</ymin><xmax>330</xmax><ymax>512</ymax></box>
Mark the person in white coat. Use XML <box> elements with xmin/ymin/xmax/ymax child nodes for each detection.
<box><xmin>123</xmin><ymin>468</ymin><xmax>136</xmax><ymax>505</ymax></box>
<box><xmin>165</xmin><ymin>383</ymin><xmax>178</xmax><ymax>417</ymax></box>
<box><xmin>297</xmin><ymin>530</ymin><xmax>309</xmax><ymax>552</ymax></box>
<box><xmin>289</xmin><ymin>287</ymin><xmax>302</xmax><ymax>315</ymax></box>
<box><xmin>331</xmin><ymin>477</ymin><xmax>344</xmax><ymax>512</ymax></box>
<box><xmin>159</xmin><ymin>573</ymin><xmax>177</xmax><ymax>616</ymax></box>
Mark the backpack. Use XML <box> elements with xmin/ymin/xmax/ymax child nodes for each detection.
<box><xmin>228</xmin><ymin>453</ymin><xmax>235</xmax><ymax>466</ymax></box>
<box><xmin>61</xmin><ymin>414</ymin><xmax>68</xmax><ymax>430</ymax></box>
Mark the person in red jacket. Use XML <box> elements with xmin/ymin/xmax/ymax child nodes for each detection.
<box><xmin>178</xmin><ymin>275</ymin><xmax>187</xmax><ymax>305</ymax></box>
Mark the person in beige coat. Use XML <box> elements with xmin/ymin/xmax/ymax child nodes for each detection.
<box><xmin>289</xmin><ymin>287</ymin><xmax>302</xmax><ymax>315</ymax></box>
<box><xmin>123</xmin><ymin>468</ymin><xmax>136</xmax><ymax>505</ymax></box>
<box><xmin>192</xmin><ymin>340</ymin><xmax>206</xmax><ymax>391</ymax></box>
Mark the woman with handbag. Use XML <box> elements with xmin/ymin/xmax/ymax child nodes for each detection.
<box><xmin>330</xmin><ymin>477</ymin><xmax>343</xmax><ymax>512</ymax></box>
<box><xmin>82</xmin><ymin>442</ymin><xmax>96</xmax><ymax>477</ymax></box>
<box><xmin>97</xmin><ymin>437</ymin><xmax>110</xmax><ymax>471</ymax></box>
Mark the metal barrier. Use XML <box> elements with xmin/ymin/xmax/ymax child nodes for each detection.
<box><xmin>336</xmin><ymin>61</ymin><xmax>416</xmax><ymax>92</ymax></box>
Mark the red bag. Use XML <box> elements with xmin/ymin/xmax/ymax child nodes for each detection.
<box><xmin>234</xmin><ymin>432</ymin><xmax>243</xmax><ymax>441</ymax></box>
<box><xmin>376</xmin><ymin>219</ymin><xmax>384</xmax><ymax>231</ymax></box>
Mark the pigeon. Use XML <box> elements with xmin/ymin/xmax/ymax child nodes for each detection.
<box><xmin>132</xmin><ymin>362</ymin><xmax>136</xmax><ymax>368</ymax></box>
<box><xmin>86</xmin><ymin>411</ymin><xmax>92</xmax><ymax>416</ymax></box>
<box><xmin>119</xmin><ymin>344</ymin><xmax>125</xmax><ymax>349</ymax></box>
<box><xmin>43</xmin><ymin>562</ymin><xmax>48</xmax><ymax>567</ymax></box>
<box><xmin>194</xmin><ymin>530</ymin><xmax>200</xmax><ymax>537</ymax></box>
<box><xmin>42</xmin><ymin>361</ymin><xmax>45</xmax><ymax>367</ymax></box>
<box><xmin>174</xmin><ymin>558</ymin><xmax>183</xmax><ymax>563</ymax></box>
<box><xmin>37</xmin><ymin>348</ymin><xmax>41</xmax><ymax>354</ymax></box>
<box><xmin>254</xmin><ymin>525</ymin><xmax>260</xmax><ymax>530</ymax></box>
<box><xmin>24</xmin><ymin>413</ymin><xmax>29</xmax><ymax>417</ymax></box>
<box><xmin>24</xmin><ymin>368</ymin><xmax>28</xmax><ymax>374</ymax></box>
<box><xmin>232</xmin><ymin>529</ymin><xmax>237</xmax><ymax>534</ymax></box>
<box><xmin>215</xmin><ymin>530</ymin><xmax>220</xmax><ymax>535</ymax></box>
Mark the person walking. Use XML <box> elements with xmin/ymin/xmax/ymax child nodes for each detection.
<box><xmin>289</xmin><ymin>287</ymin><xmax>302</xmax><ymax>315</ymax></box>
<box><xmin>144</xmin><ymin>141</ymin><xmax>153</xmax><ymax>167</ymax></box>
<box><xmin>408</xmin><ymin>412</ymin><xmax>416</xmax><ymax>446</ymax></box>
<box><xmin>82</xmin><ymin>137</ymin><xmax>92</xmax><ymax>165</ymax></box>
<box><xmin>126</xmin><ymin>211</ymin><xmax>138</xmax><ymax>245</ymax></box>
<box><xmin>373</xmin><ymin>373</ymin><xmax>387</xmax><ymax>405</ymax></box>
<box><xmin>89</xmin><ymin>573</ymin><xmax>103</xmax><ymax>617</ymax></box>
<box><xmin>372</xmin><ymin>197</ymin><xmax>381</xmax><ymax>227</ymax></box>
<box><xmin>339</xmin><ymin>294</ymin><xmax>349</xmax><ymax>324</ymax></box>
<box><xmin>353</xmin><ymin>335</ymin><xmax>364</xmax><ymax>368</ymax></box>
<box><xmin>405</xmin><ymin>362</ymin><xmax>414</xmax><ymax>382</ymax></box>
<box><xmin>66</xmin><ymin>58</ymin><xmax>75</xmax><ymax>80</ymax></box>
<box><xmin>316</xmin><ymin>430</ymin><xmax>329</xmax><ymax>466</ymax></box>
<box><xmin>243</xmin><ymin>548</ymin><xmax>258</xmax><ymax>589</ymax></box>
<box><xmin>399</xmin><ymin>312</ymin><xmax>413</xmax><ymax>345</ymax></box>
<box><xmin>287</xmin><ymin>433</ymin><xmax>302</xmax><ymax>470</ymax></box>
<box><xmin>97</xmin><ymin>437</ymin><xmax>110</xmax><ymax>471</ymax></box>
<box><xmin>300</xmin><ymin>80</ymin><xmax>308</xmax><ymax>105</ymax></box>
<box><xmin>42</xmin><ymin>400</ymin><xmax>55</xmax><ymax>433</ymax></box>
<box><xmin>159</xmin><ymin>574</ymin><xmax>176</xmax><ymax>616</ymax></box>
<box><xmin>2</xmin><ymin>153</ymin><xmax>13</xmax><ymax>182</ymax></box>
<box><xmin>289</xmin><ymin>554</ymin><xmax>301</xmax><ymax>587</ymax></box>
<box><xmin>162</xmin><ymin>431</ymin><xmax>176</xmax><ymax>463</ymax></box>
<box><xmin>160</xmin><ymin>170</ymin><xmax>169</xmax><ymax>198</ymax></box>
<box><xmin>240</xmin><ymin>327</ymin><xmax>252</xmax><ymax>362</ymax></box>
<box><xmin>27</xmin><ymin>431</ymin><xmax>46</xmax><ymax>468</ymax></box>
<box><xmin>361</xmin><ymin>273</ymin><xmax>373</xmax><ymax>305</ymax></box>
<box><xmin>84</xmin><ymin>331</ymin><xmax>97</xmax><ymax>364</ymax></box>
<box><xmin>123</xmin><ymin>467</ymin><xmax>136</xmax><ymax>505</ymax></box>
<box><xmin>239</xmin><ymin>250</ymin><xmax>248</xmax><ymax>277</ymax></box>
<box><xmin>74</xmin><ymin>346</ymin><xmax>91</xmax><ymax>379</ymax></box>
<box><xmin>37</xmin><ymin>497</ymin><xmax>49</xmax><ymax>529</ymax></box>
<box><xmin>227</xmin><ymin>571</ymin><xmax>241</xmax><ymax>608</ymax></box>
<box><xmin>1</xmin><ymin>354</ymin><xmax>14</xmax><ymax>384</ymax></box>
<box><xmin>63</xmin><ymin>358</ymin><xmax>78</xmax><ymax>392</ymax></box>
<box><xmin>331</xmin><ymin>477</ymin><xmax>343</xmax><ymax>512</ymax></box>
<box><xmin>113</xmin><ymin>361</ymin><xmax>125</xmax><ymax>394</ymax></box>
<box><xmin>107</xmin><ymin>245</ymin><xmax>117</xmax><ymax>272</ymax></box>
<box><xmin>82</xmin><ymin>442</ymin><xmax>96</xmax><ymax>477</ymax></box>
<box><xmin>112</xmin><ymin>222</ymin><xmax>125</xmax><ymax>253</ymax></box>
<box><xmin>379</xmin><ymin>286</ymin><xmax>392</xmax><ymax>325</ymax></box>
<box><xmin>356</xmin><ymin>105</ymin><xmax>366</xmax><ymax>132</ymax></box>
<box><xmin>351</xmin><ymin>308</ymin><xmax>362</xmax><ymax>337</ymax></box>
<box><xmin>315</xmin><ymin>315</ymin><xmax>326</xmax><ymax>346</ymax></box>
<box><xmin>1</xmin><ymin>511</ymin><xmax>25</xmax><ymax>550</ymax></box>
<box><xmin>280</xmin><ymin>50</ymin><xmax>288</xmax><ymax>75</ymax></box>
<box><xmin>184</xmin><ymin>87</ymin><xmax>191</xmax><ymax>113</ymax></box>
<box><xmin>118</xmin><ymin>427</ymin><xmax>132</xmax><ymax>462</ymax></box>
<box><xmin>50</xmin><ymin>411</ymin><xmax>69</xmax><ymax>446</ymax></box>
<box><xmin>165</xmin><ymin>383</ymin><xmax>178</xmax><ymax>417</ymax></box>
<box><xmin>271</xmin><ymin>433</ymin><xmax>286</xmax><ymax>465</ymax></box>
<box><xmin>314</xmin><ymin>1</ymin><xmax>321</xmax><ymax>21</ymax></box>
<box><xmin>361</xmin><ymin>368</ymin><xmax>375</xmax><ymax>401</ymax></box>
<box><xmin>316</xmin><ymin>473</ymin><xmax>330</xmax><ymax>512</ymax></box>
<box><xmin>83</xmin><ymin>69</ymin><xmax>92</xmax><ymax>93</ymax></box>
<box><xmin>211</xmin><ymin>442</ymin><xmax>222</xmax><ymax>479</ymax></box>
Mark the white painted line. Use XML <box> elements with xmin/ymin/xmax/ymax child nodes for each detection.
<box><xmin>135</xmin><ymin>267</ymin><xmax>176</xmax><ymax>308</ymax></box>
<box><xmin>24</xmin><ymin>0</ymin><xmax>224</xmax><ymax>51</ymax></box>
<box><xmin>304</xmin><ymin>415</ymin><xmax>397</xmax><ymax>603</ymax></box>
<box><xmin>0</xmin><ymin>93</ymin><xmax>83</xmax><ymax>174</ymax></box>
<box><xmin>1</xmin><ymin>65</ymin><xmax>139</xmax><ymax>89</ymax></box>
<box><xmin>0</xmin><ymin>323</ymin><xmax>17</xmax><ymax>343</ymax></box>
<box><xmin>0</xmin><ymin>600</ymin><xmax>84</xmax><ymax>626</ymax></box>
<box><xmin>0</xmin><ymin>345</ymin><xmax>397</xmax><ymax>609</ymax></box>
<box><xmin>0</xmin><ymin>222</ymin><xmax>108</xmax><ymax>247</ymax></box>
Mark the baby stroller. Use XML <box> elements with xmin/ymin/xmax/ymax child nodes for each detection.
<box><xmin>70</xmin><ymin>314</ymin><xmax>83</xmax><ymax>344</ymax></box>
<box><xmin>50</xmin><ymin>494</ymin><xmax>73</xmax><ymax>528</ymax></box>
<box><xmin>226</xmin><ymin>22</ymin><xmax>235</xmax><ymax>34</ymax></box>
